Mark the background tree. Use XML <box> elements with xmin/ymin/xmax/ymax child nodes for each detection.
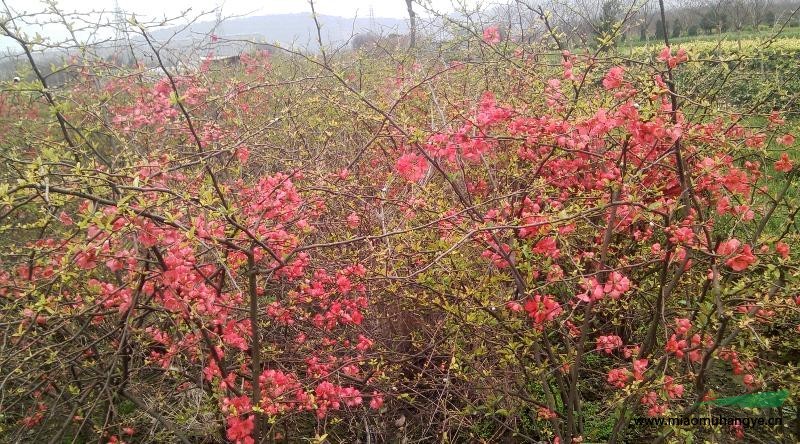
<box><xmin>655</xmin><ymin>18</ymin><xmax>666</xmax><ymax>38</ymax></box>
<box><xmin>672</xmin><ymin>17</ymin><xmax>683</xmax><ymax>36</ymax></box>
<box><xmin>700</xmin><ymin>11</ymin><xmax>716</xmax><ymax>32</ymax></box>
<box><xmin>406</xmin><ymin>0</ymin><xmax>417</xmax><ymax>48</ymax></box>
<box><xmin>637</xmin><ymin>0</ymin><xmax>658</xmax><ymax>40</ymax></box>
<box><xmin>764</xmin><ymin>8</ymin><xmax>776</xmax><ymax>25</ymax></box>
<box><xmin>597</xmin><ymin>0</ymin><xmax>623</xmax><ymax>47</ymax></box>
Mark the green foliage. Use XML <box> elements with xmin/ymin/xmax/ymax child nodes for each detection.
<box><xmin>582</xmin><ymin>401</ymin><xmax>615</xmax><ymax>441</ymax></box>
<box><xmin>626</xmin><ymin>37</ymin><xmax>800</xmax><ymax>112</ymax></box>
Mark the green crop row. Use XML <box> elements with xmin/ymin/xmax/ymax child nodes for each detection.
<box><xmin>622</xmin><ymin>37</ymin><xmax>800</xmax><ymax>112</ymax></box>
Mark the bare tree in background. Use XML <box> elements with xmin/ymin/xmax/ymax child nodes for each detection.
<box><xmin>637</xmin><ymin>0</ymin><xmax>658</xmax><ymax>40</ymax></box>
<box><xmin>406</xmin><ymin>0</ymin><xmax>417</xmax><ymax>48</ymax></box>
<box><xmin>730</xmin><ymin>0</ymin><xmax>749</xmax><ymax>31</ymax></box>
<box><xmin>693</xmin><ymin>0</ymin><xmax>732</xmax><ymax>33</ymax></box>
<box><xmin>746</xmin><ymin>0</ymin><xmax>774</xmax><ymax>27</ymax></box>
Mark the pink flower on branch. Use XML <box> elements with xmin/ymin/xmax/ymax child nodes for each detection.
<box><xmin>524</xmin><ymin>294</ymin><xmax>562</xmax><ymax>328</ymax></box>
<box><xmin>602</xmin><ymin>66</ymin><xmax>625</xmax><ymax>90</ymax></box>
<box><xmin>482</xmin><ymin>26</ymin><xmax>501</xmax><ymax>45</ymax></box>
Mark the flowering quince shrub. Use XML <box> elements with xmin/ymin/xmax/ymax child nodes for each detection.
<box><xmin>1</xmin><ymin>137</ymin><xmax>383</xmax><ymax>442</ymax></box>
<box><xmin>0</xmin><ymin>14</ymin><xmax>799</xmax><ymax>444</ymax></box>
<box><xmin>0</xmin><ymin>39</ymin><xmax>388</xmax><ymax>442</ymax></box>
<box><xmin>352</xmin><ymin>45</ymin><xmax>799</xmax><ymax>442</ymax></box>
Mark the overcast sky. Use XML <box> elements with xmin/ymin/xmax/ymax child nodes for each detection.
<box><xmin>4</xmin><ymin>0</ymin><xmax>473</xmax><ymax>20</ymax></box>
<box><xmin>0</xmin><ymin>0</ymin><xmax>487</xmax><ymax>51</ymax></box>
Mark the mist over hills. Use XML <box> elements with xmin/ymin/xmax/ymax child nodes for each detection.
<box><xmin>0</xmin><ymin>12</ymin><xmax>410</xmax><ymax>79</ymax></box>
<box><xmin>149</xmin><ymin>13</ymin><xmax>409</xmax><ymax>47</ymax></box>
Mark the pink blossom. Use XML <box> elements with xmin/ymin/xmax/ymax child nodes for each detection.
<box><xmin>532</xmin><ymin>236</ymin><xmax>560</xmax><ymax>258</ymax></box>
<box><xmin>356</xmin><ymin>334</ymin><xmax>373</xmax><ymax>351</ymax></box>
<box><xmin>58</xmin><ymin>211</ymin><xmax>74</xmax><ymax>225</ymax></box>
<box><xmin>641</xmin><ymin>390</ymin><xmax>658</xmax><ymax>406</ymax></box>
<box><xmin>336</xmin><ymin>274</ymin><xmax>352</xmax><ymax>294</ymax></box>
<box><xmin>726</xmin><ymin>244</ymin><xmax>756</xmax><ymax>271</ymax></box>
<box><xmin>602</xmin><ymin>66</ymin><xmax>624</xmax><ymax>90</ymax></box>
<box><xmin>666</xmin><ymin>334</ymin><xmax>687</xmax><ymax>358</ymax></box>
<box><xmin>576</xmin><ymin>277</ymin><xmax>604</xmax><ymax>302</ymax></box>
<box><xmin>226</xmin><ymin>415</ymin><xmax>254</xmax><ymax>444</ymax></box>
<box><xmin>603</xmin><ymin>271</ymin><xmax>631</xmax><ymax>299</ymax></box>
<box><xmin>775</xmin><ymin>153</ymin><xmax>793</xmax><ymax>172</ymax></box>
<box><xmin>482</xmin><ymin>26</ymin><xmax>501</xmax><ymax>45</ymax></box>
<box><xmin>506</xmin><ymin>301</ymin><xmax>523</xmax><ymax>312</ymax></box>
<box><xmin>596</xmin><ymin>335</ymin><xmax>623</xmax><ymax>354</ymax></box>
<box><xmin>776</xmin><ymin>242</ymin><xmax>789</xmax><ymax>259</ymax></box>
<box><xmin>777</xmin><ymin>133</ymin><xmax>795</xmax><ymax>146</ymax></box>
<box><xmin>607</xmin><ymin>368</ymin><xmax>630</xmax><ymax>388</ymax></box>
<box><xmin>395</xmin><ymin>152</ymin><xmax>428</xmax><ymax>182</ymax></box>
<box><xmin>674</xmin><ymin>318</ymin><xmax>691</xmax><ymax>336</ymax></box>
<box><xmin>369</xmin><ymin>392</ymin><xmax>384</xmax><ymax>409</ymax></box>
<box><xmin>667</xmin><ymin>384</ymin><xmax>685</xmax><ymax>401</ymax></box>
<box><xmin>632</xmin><ymin>359</ymin><xmax>648</xmax><ymax>380</ymax></box>
<box><xmin>524</xmin><ymin>294</ymin><xmax>562</xmax><ymax>328</ymax></box>
<box><xmin>346</xmin><ymin>212</ymin><xmax>360</xmax><ymax>229</ymax></box>
<box><xmin>236</xmin><ymin>147</ymin><xmax>250</xmax><ymax>163</ymax></box>
<box><xmin>481</xmin><ymin>242</ymin><xmax>512</xmax><ymax>269</ymax></box>
<box><xmin>658</xmin><ymin>46</ymin><xmax>688</xmax><ymax>68</ymax></box>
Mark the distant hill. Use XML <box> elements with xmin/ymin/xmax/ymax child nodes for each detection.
<box><xmin>0</xmin><ymin>13</ymin><xmax>410</xmax><ymax>80</ymax></box>
<box><xmin>149</xmin><ymin>13</ymin><xmax>410</xmax><ymax>49</ymax></box>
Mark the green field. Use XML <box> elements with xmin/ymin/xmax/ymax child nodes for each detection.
<box><xmin>622</xmin><ymin>24</ymin><xmax>800</xmax><ymax>48</ymax></box>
